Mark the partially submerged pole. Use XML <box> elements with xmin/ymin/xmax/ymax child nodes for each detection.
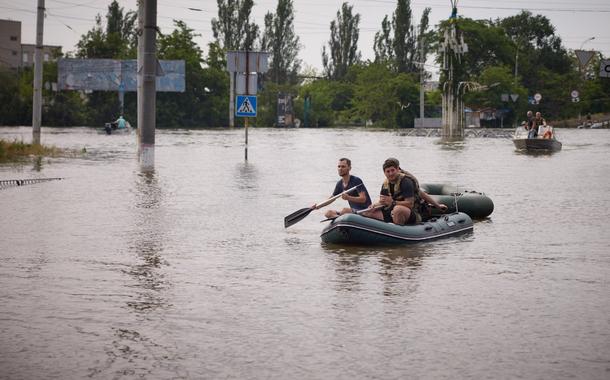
<box><xmin>244</xmin><ymin>51</ymin><xmax>249</xmax><ymax>161</ymax></box>
<box><xmin>137</xmin><ymin>0</ymin><xmax>157</xmax><ymax>171</ymax></box>
<box><xmin>32</xmin><ymin>0</ymin><xmax>45</xmax><ymax>145</ymax></box>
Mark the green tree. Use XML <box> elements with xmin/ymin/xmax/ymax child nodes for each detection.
<box><xmin>393</xmin><ymin>0</ymin><xmax>416</xmax><ymax>73</ymax></box>
<box><xmin>0</xmin><ymin>68</ymin><xmax>28</xmax><ymax>125</ymax></box>
<box><xmin>498</xmin><ymin>11</ymin><xmax>572</xmax><ymax>90</ymax></box>
<box><xmin>322</xmin><ymin>2</ymin><xmax>361</xmax><ymax>80</ymax></box>
<box><xmin>349</xmin><ymin>63</ymin><xmax>418</xmax><ymax>128</ymax></box>
<box><xmin>466</xmin><ymin>65</ymin><xmax>528</xmax><ymax>126</ymax></box>
<box><xmin>260</xmin><ymin>0</ymin><xmax>301</xmax><ymax>84</ymax></box>
<box><xmin>75</xmin><ymin>0</ymin><xmax>137</xmax><ymax>126</ymax></box>
<box><xmin>373</xmin><ymin>15</ymin><xmax>393</xmax><ymax>64</ymax></box>
<box><xmin>76</xmin><ymin>1</ymin><xmax>136</xmax><ymax>59</ymax></box>
<box><xmin>157</xmin><ymin>20</ymin><xmax>228</xmax><ymax>127</ymax></box>
<box><xmin>374</xmin><ymin>3</ymin><xmax>431</xmax><ymax>76</ymax></box>
<box><xmin>211</xmin><ymin>0</ymin><xmax>259</xmax><ymax>51</ymax></box>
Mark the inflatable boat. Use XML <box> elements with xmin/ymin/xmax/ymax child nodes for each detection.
<box><xmin>321</xmin><ymin>212</ymin><xmax>473</xmax><ymax>245</ymax></box>
<box><xmin>420</xmin><ymin>183</ymin><xmax>494</xmax><ymax>219</ymax></box>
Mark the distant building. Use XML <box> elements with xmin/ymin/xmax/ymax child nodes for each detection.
<box><xmin>21</xmin><ymin>43</ymin><xmax>63</xmax><ymax>67</ymax></box>
<box><xmin>0</xmin><ymin>19</ymin><xmax>62</xmax><ymax>69</ymax></box>
<box><xmin>0</xmin><ymin>19</ymin><xmax>21</xmax><ymax>68</ymax></box>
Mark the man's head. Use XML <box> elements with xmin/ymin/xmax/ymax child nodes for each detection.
<box><xmin>382</xmin><ymin>158</ymin><xmax>400</xmax><ymax>181</ymax></box>
<box><xmin>337</xmin><ymin>158</ymin><xmax>351</xmax><ymax>177</ymax></box>
<box><xmin>535</xmin><ymin>112</ymin><xmax>542</xmax><ymax>118</ymax></box>
<box><xmin>527</xmin><ymin>111</ymin><xmax>533</xmax><ymax>117</ymax></box>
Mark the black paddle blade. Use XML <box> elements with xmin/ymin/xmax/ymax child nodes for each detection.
<box><xmin>284</xmin><ymin>207</ymin><xmax>314</xmax><ymax>228</ymax></box>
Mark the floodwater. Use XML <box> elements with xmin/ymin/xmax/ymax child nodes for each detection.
<box><xmin>1</xmin><ymin>126</ymin><xmax>609</xmax><ymax>379</ymax></box>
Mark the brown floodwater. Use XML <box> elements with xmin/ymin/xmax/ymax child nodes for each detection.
<box><xmin>1</xmin><ymin>126</ymin><xmax>609</xmax><ymax>379</ymax></box>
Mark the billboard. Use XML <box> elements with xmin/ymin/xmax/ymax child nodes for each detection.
<box><xmin>57</xmin><ymin>58</ymin><xmax>185</xmax><ymax>92</ymax></box>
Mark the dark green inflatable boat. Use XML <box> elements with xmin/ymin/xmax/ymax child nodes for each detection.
<box><xmin>420</xmin><ymin>183</ymin><xmax>494</xmax><ymax>219</ymax></box>
<box><xmin>321</xmin><ymin>212</ymin><xmax>473</xmax><ymax>245</ymax></box>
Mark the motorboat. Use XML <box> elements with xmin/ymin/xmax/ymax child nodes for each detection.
<box><xmin>512</xmin><ymin>125</ymin><xmax>561</xmax><ymax>152</ymax></box>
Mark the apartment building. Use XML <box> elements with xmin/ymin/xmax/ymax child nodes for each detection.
<box><xmin>0</xmin><ymin>19</ymin><xmax>62</xmax><ymax>69</ymax></box>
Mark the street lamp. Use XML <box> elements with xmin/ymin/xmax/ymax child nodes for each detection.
<box><xmin>580</xmin><ymin>36</ymin><xmax>595</xmax><ymax>50</ymax></box>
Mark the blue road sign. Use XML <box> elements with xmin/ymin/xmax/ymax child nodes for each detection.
<box><xmin>236</xmin><ymin>95</ymin><xmax>257</xmax><ymax>117</ymax></box>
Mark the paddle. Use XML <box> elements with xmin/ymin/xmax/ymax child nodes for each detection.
<box><xmin>319</xmin><ymin>203</ymin><xmax>384</xmax><ymax>223</ymax></box>
<box><xmin>319</xmin><ymin>202</ymin><xmax>448</xmax><ymax>223</ymax></box>
<box><xmin>284</xmin><ymin>184</ymin><xmax>362</xmax><ymax>228</ymax></box>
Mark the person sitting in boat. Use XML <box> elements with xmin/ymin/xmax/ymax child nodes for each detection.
<box><xmin>361</xmin><ymin>158</ymin><xmax>446</xmax><ymax>225</ymax></box>
<box><xmin>115</xmin><ymin>115</ymin><xmax>127</xmax><ymax>129</ymax></box>
<box><xmin>543</xmin><ymin>127</ymin><xmax>553</xmax><ymax>139</ymax></box>
<box><xmin>315</xmin><ymin>157</ymin><xmax>372</xmax><ymax>219</ymax></box>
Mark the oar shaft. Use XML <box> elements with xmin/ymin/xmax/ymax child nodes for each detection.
<box><xmin>315</xmin><ymin>183</ymin><xmax>362</xmax><ymax>209</ymax></box>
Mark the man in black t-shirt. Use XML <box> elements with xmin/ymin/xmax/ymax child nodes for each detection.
<box><xmin>316</xmin><ymin>158</ymin><xmax>372</xmax><ymax>219</ymax></box>
<box><xmin>361</xmin><ymin>158</ymin><xmax>417</xmax><ymax>225</ymax></box>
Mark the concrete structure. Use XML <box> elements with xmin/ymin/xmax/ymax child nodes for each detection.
<box><xmin>0</xmin><ymin>19</ymin><xmax>21</xmax><ymax>68</ymax></box>
<box><xmin>0</xmin><ymin>19</ymin><xmax>61</xmax><ymax>69</ymax></box>
<box><xmin>21</xmin><ymin>43</ymin><xmax>62</xmax><ymax>67</ymax></box>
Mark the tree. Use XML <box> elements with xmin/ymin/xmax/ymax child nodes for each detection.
<box><xmin>393</xmin><ymin>0</ymin><xmax>416</xmax><ymax>73</ymax></box>
<box><xmin>260</xmin><ymin>0</ymin><xmax>301</xmax><ymax>84</ymax></box>
<box><xmin>374</xmin><ymin>3</ymin><xmax>431</xmax><ymax>76</ymax></box>
<box><xmin>415</xmin><ymin>8</ymin><xmax>432</xmax><ymax>75</ymax></box>
<box><xmin>350</xmin><ymin>63</ymin><xmax>419</xmax><ymax>128</ymax></box>
<box><xmin>373</xmin><ymin>15</ymin><xmax>393</xmax><ymax>64</ymax></box>
<box><xmin>466</xmin><ymin>65</ymin><xmax>528</xmax><ymax>126</ymax></box>
<box><xmin>157</xmin><ymin>20</ymin><xmax>228</xmax><ymax>127</ymax></box>
<box><xmin>74</xmin><ymin>0</ymin><xmax>137</xmax><ymax>126</ymax></box>
<box><xmin>498</xmin><ymin>11</ymin><xmax>572</xmax><ymax>89</ymax></box>
<box><xmin>322</xmin><ymin>2</ymin><xmax>361</xmax><ymax>80</ymax></box>
<box><xmin>211</xmin><ymin>0</ymin><xmax>259</xmax><ymax>51</ymax></box>
<box><xmin>76</xmin><ymin>0</ymin><xmax>136</xmax><ymax>59</ymax></box>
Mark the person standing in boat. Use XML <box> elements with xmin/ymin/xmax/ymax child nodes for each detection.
<box><xmin>316</xmin><ymin>158</ymin><xmax>372</xmax><ymax>219</ymax></box>
<box><xmin>362</xmin><ymin>158</ymin><xmax>446</xmax><ymax>225</ymax></box>
<box><xmin>525</xmin><ymin>110</ymin><xmax>537</xmax><ymax>138</ymax></box>
<box><xmin>534</xmin><ymin>112</ymin><xmax>547</xmax><ymax>137</ymax></box>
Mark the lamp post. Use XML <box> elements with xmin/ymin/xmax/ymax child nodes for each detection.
<box><xmin>577</xmin><ymin>37</ymin><xmax>595</xmax><ymax>120</ymax></box>
<box><xmin>580</xmin><ymin>36</ymin><xmax>595</xmax><ymax>50</ymax></box>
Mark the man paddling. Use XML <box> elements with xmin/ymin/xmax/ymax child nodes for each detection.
<box><xmin>315</xmin><ymin>158</ymin><xmax>372</xmax><ymax>219</ymax></box>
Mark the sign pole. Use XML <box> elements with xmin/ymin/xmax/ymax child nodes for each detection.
<box><xmin>245</xmin><ymin>51</ymin><xmax>249</xmax><ymax>161</ymax></box>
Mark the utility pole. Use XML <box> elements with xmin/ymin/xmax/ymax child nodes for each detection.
<box><xmin>229</xmin><ymin>73</ymin><xmax>235</xmax><ymax>128</ymax></box>
<box><xmin>32</xmin><ymin>0</ymin><xmax>45</xmax><ymax>145</ymax></box>
<box><xmin>137</xmin><ymin>0</ymin><xmax>157</xmax><ymax>171</ymax></box>
<box><xmin>419</xmin><ymin>33</ymin><xmax>425</xmax><ymax>128</ymax></box>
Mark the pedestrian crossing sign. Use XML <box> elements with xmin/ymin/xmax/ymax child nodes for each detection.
<box><xmin>236</xmin><ymin>95</ymin><xmax>257</xmax><ymax>117</ymax></box>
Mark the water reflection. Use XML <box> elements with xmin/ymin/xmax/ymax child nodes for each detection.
<box><xmin>126</xmin><ymin>171</ymin><xmax>171</xmax><ymax>315</ymax></box>
<box><xmin>437</xmin><ymin>138</ymin><xmax>466</xmax><ymax>151</ymax></box>
<box><xmin>323</xmin><ymin>244</ymin><xmax>432</xmax><ymax>298</ymax></box>
<box><xmin>235</xmin><ymin>162</ymin><xmax>259</xmax><ymax>191</ymax></box>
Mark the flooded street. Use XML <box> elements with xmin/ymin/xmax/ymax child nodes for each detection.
<box><xmin>1</xmin><ymin>126</ymin><xmax>609</xmax><ymax>379</ymax></box>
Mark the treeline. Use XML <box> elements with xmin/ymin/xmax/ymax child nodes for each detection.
<box><xmin>0</xmin><ymin>0</ymin><xmax>608</xmax><ymax>128</ymax></box>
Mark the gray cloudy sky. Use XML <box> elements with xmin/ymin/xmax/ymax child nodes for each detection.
<box><xmin>2</xmin><ymin>0</ymin><xmax>609</xmax><ymax>76</ymax></box>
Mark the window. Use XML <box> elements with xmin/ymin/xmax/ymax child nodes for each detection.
<box><xmin>23</xmin><ymin>53</ymin><xmax>28</xmax><ymax>63</ymax></box>
<box><xmin>44</xmin><ymin>53</ymin><xmax>49</xmax><ymax>61</ymax></box>
<box><xmin>10</xmin><ymin>36</ymin><xmax>18</xmax><ymax>41</ymax></box>
<box><xmin>12</xmin><ymin>51</ymin><xmax>17</xmax><ymax>56</ymax></box>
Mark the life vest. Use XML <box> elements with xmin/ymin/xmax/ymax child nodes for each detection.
<box><xmin>382</xmin><ymin>171</ymin><xmax>425</xmax><ymax>213</ymax></box>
